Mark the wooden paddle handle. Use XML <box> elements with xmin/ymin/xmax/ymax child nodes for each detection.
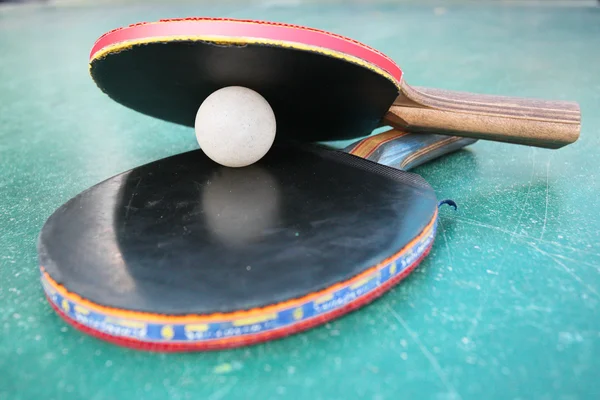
<box><xmin>383</xmin><ymin>83</ymin><xmax>580</xmax><ymax>149</ymax></box>
<box><xmin>343</xmin><ymin>129</ymin><xmax>477</xmax><ymax>171</ymax></box>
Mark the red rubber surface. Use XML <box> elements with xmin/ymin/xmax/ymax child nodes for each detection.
<box><xmin>90</xmin><ymin>17</ymin><xmax>402</xmax><ymax>83</ymax></box>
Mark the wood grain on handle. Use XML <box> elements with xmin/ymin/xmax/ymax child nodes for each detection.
<box><xmin>383</xmin><ymin>82</ymin><xmax>580</xmax><ymax>149</ymax></box>
<box><xmin>343</xmin><ymin>129</ymin><xmax>477</xmax><ymax>171</ymax></box>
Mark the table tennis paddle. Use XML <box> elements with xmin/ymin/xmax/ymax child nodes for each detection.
<box><xmin>38</xmin><ymin>130</ymin><xmax>475</xmax><ymax>351</ymax></box>
<box><xmin>89</xmin><ymin>17</ymin><xmax>580</xmax><ymax>149</ymax></box>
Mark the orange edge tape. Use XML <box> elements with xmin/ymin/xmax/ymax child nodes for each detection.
<box><xmin>41</xmin><ymin>208</ymin><xmax>437</xmax><ymax>324</ymax></box>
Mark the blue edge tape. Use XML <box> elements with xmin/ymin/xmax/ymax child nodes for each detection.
<box><xmin>41</xmin><ymin>220</ymin><xmax>437</xmax><ymax>345</ymax></box>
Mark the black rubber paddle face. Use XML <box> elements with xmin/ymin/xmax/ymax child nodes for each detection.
<box><xmin>39</xmin><ymin>144</ymin><xmax>437</xmax><ymax>316</ymax></box>
<box><xmin>89</xmin><ymin>41</ymin><xmax>399</xmax><ymax>142</ymax></box>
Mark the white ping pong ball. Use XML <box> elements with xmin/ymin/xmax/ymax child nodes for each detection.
<box><xmin>194</xmin><ymin>86</ymin><xmax>276</xmax><ymax>168</ymax></box>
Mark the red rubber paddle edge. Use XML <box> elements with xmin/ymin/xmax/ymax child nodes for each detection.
<box><xmin>90</xmin><ymin>17</ymin><xmax>403</xmax><ymax>83</ymax></box>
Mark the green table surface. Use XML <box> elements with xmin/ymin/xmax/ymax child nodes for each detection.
<box><xmin>1</xmin><ymin>1</ymin><xmax>599</xmax><ymax>399</ymax></box>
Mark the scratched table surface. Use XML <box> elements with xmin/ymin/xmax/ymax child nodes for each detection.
<box><xmin>1</xmin><ymin>1</ymin><xmax>599</xmax><ymax>399</ymax></box>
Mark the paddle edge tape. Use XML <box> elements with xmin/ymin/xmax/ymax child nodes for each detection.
<box><xmin>90</xmin><ymin>17</ymin><xmax>402</xmax><ymax>84</ymax></box>
<box><xmin>40</xmin><ymin>211</ymin><xmax>437</xmax><ymax>351</ymax></box>
<box><xmin>89</xmin><ymin>36</ymin><xmax>401</xmax><ymax>92</ymax></box>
